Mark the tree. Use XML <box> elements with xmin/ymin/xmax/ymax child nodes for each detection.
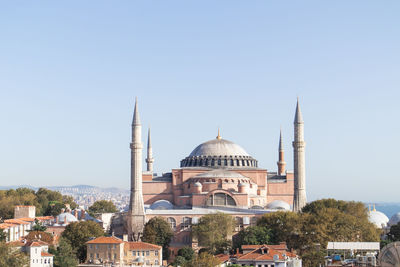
<box><xmin>53</xmin><ymin>238</ymin><xmax>78</xmax><ymax>267</ymax></box>
<box><xmin>142</xmin><ymin>216</ymin><xmax>174</xmax><ymax>260</ymax></box>
<box><xmin>62</xmin><ymin>195</ymin><xmax>78</xmax><ymax>210</ymax></box>
<box><xmin>192</xmin><ymin>212</ymin><xmax>235</xmax><ymax>254</ymax></box>
<box><xmin>88</xmin><ymin>200</ymin><xmax>118</xmax><ymax>215</ymax></box>
<box><xmin>62</xmin><ymin>221</ymin><xmax>104</xmax><ymax>262</ymax></box>
<box><xmin>0</xmin><ymin>242</ymin><xmax>29</xmax><ymax>267</ymax></box>
<box><xmin>233</xmin><ymin>226</ymin><xmax>271</xmax><ymax>250</ymax></box>
<box><xmin>257</xmin><ymin>211</ymin><xmax>300</xmax><ymax>250</ymax></box>
<box><xmin>388</xmin><ymin>222</ymin><xmax>400</xmax><ymax>241</ymax></box>
<box><xmin>44</xmin><ymin>202</ymin><xmax>66</xmax><ymax>217</ymax></box>
<box><xmin>185</xmin><ymin>252</ymin><xmax>221</xmax><ymax>267</ymax></box>
<box><xmin>173</xmin><ymin>247</ymin><xmax>195</xmax><ymax>266</ymax></box>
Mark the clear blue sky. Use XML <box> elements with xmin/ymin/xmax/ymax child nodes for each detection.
<box><xmin>0</xmin><ymin>1</ymin><xmax>399</xmax><ymax>202</ymax></box>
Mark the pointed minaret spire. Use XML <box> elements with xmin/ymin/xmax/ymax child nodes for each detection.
<box><xmin>293</xmin><ymin>97</ymin><xmax>307</xmax><ymax>212</ymax></box>
<box><xmin>127</xmin><ymin>97</ymin><xmax>145</xmax><ymax>241</ymax></box>
<box><xmin>277</xmin><ymin>128</ymin><xmax>286</xmax><ymax>176</ymax></box>
<box><xmin>146</xmin><ymin>128</ymin><xmax>154</xmax><ymax>173</ymax></box>
<box><xmin>132</xmin><ymin>97</ymin><xmax>141</xmax><ymax>126</ymax></box>
<box><xmin>294</xmin><ymin>97</ymin><xmax>304</xmax><ymax>124</ymax></box>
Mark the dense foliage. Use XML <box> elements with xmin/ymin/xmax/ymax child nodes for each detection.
<box><xmin>0</xmin><ymin>187</ymin><xmax>77</xmax><ymax>219</ymax></box>
<box><xmin>191</xmin><ymin>212</ymin><xmax>235</xmax><ymax>254</ymax></box>
<box><xmin>88</xmin><ymin>200</ymin><xmax>118</xmax><ymax>215</ymax></box>
<box><xmin>172</xmin><ymin>247</ymin><xmax>195</xmax><ymax>266</ymax></box>
<box><xmin>62</xmin><ymin>220</ymin><xmax>105</xmax><ymax>262</ymax></box>
<box><xmin>233</xmin><ymin>225</ymin><xmax>271</xmax><ymax>250</ymax></box>
<box><xmin>183</xmin><ymin>252</ymin><xmax>221</xmax><ymax>267</ymax></box>
<box><xmin>254</xmin><ymin>199</ymin><xmax>380</xmax><ymax>267</ymax></box>
<box><xmin>142</xmin><ymin>216</ymin><xmax>174</xmax><ymax>260</ymax></box>
<box><xmin>0</xmin><ymin>242</ymin><xmax>29</xmax><ymax>267</ymax></box>
<box><xmin>52</xmin><ymin>238</ymin><xmax>79</xmax><ymax>267</ymax></box>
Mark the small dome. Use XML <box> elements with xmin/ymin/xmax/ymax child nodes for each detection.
<box><xmin>266</xmin><ymin>200</ymin><xmax>291</xmax><ymax>211</ymax></box>
<box><xmin>150</xmin><ymin>200</ymin><xmax>174</xmax><ymax>210</ymax></box>
<box><xmin>369</xmin><ymin>210</ymin><xmax>389</xmax><ymax>228</ymax></box>
<box><xmin>56</xmin><ymin>212</ymin><xmax>78</xmax><ymax>224</ymax></box>
<box><xmin>389</xmin><ymin>212</ymin><xmax>400</xmax><ymax>226</ymax></box>
<box><xmin>194</xmin><ymin>182</ymin><xmax>202</xmax><ymax>187</ymax></box>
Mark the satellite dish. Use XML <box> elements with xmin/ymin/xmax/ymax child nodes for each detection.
<box><xmin>378</xmin><ymin>241</ymin><xmax>400</xmax><ymax>267</ymax></box>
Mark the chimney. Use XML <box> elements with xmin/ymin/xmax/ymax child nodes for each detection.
<box><xmin>123</xmin><ymin>235</ymin><xmax>128</xmax><ymax>242</ymax></box>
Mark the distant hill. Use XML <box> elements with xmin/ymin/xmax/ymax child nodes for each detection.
<box><xmin>0</xmin><ymin>184</ymin><xmax>129</xmax><ymax>194</ymax></box>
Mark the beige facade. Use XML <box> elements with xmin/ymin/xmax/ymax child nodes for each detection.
<box><xmin>86</xmin><ymin>236</ymin><xmax>162</xmax><ymax>267</ymax></box>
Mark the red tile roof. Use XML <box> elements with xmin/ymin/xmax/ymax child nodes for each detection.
<box><xmin>41</xmin><ymin>251</ymin><xmax>53</xmax><ymax>257</ymax></box>
<box><xmin>35</xmin><ymin>216</ymin><xmax>54</xmax><ymax>221</ymax></box>
<box><xmin>25</xmin><ymin>240</ymin><xmax>49</xmax><ymax>247</ymax></box>
<box><xmin>87</xmin><ymin>236</ymin><xmax>124</xmax><ymax>244</ymax></box>
<box><xmin>124</xmin><ymin>241</ymin><xmax>162</xmax><ymax>250</ymax></box>
<box><xmin>18</xmin><ymin>217</ymin><xmax>35</xmax><ymax>222</ymax></box>
<box><xmin>238</xmin><ymin>245</ymin><xmax>297</xmax><ymax>262</ymax></box>
<box><xmin>4</xmin><ymin>219</ymin><xmax>30</xmax><ymax>225</ymax></box>
<box><xmin>0</xmin><ymin>223</ymin><xmax>14</xmax><ymax>229</ymax></box>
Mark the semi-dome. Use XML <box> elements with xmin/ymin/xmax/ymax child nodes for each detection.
<box><xmin>266</xmin><ymin>200</ymin><xmax>291</xmax><ymax>211</ymax></box>
<box><xmin>368</xmin><ymin>210</ymin><xmax>389</xmax><ymax>228</ymax></box>
<box><xmin>150</xmin><ymin>200</ymin><xmax>174</xmax><ymax>210</ymax></box>
<box><xmin>181</xmin><ymin>134</ymin><xmax>258</xmax><ymax>169</ymax></box>
<box><xmin>389</xmin><ymin>212</ymin><xmax>400</xmax><ymax>226</ymax></box>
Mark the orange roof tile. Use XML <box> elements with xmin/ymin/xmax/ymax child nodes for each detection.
<box><xmin>0</xmin><ymin>223</ymin><xmax>14</xmax><ymax>229</ymax></box>
<box><xmin>4</xmin><ymin>219</ymin><xmax>30</xmax><ymax>225</ymax></box>
<box><xmin>124</xmin><ymin>241</ymin><xmax>162</xmax><ymax>250</ymax></box>
<box><xmin>41</xmin><ymin>251</ymin><xmax>53</xmax><ymax>257</ymax></box>
<box><xmin>25</xmin><ymin>240</ymin><xmax>49</xmax><ymax>247</ymax></box>
<box><xmin>36</xmin><ymin>216</ymin><xmax>54</xmax><ymax>220</ymax></box>
<box><xmin>215</xmin><ymin>254</ymin><xmax>230</xmax><ymax>263</ymax></box>
<box><xmin>15</xmin><ymin>205</ymin><xmax>35</xmax><ymax>207</ymax></box>
<box><xmin>238</xmin><ymin>245</ymin><xmax>298</xmax><ymax>262</ymax></box>
<box><xmin>18</xmin><ymin>218</ymin><xmax>35</xmax><ymax>222</ymax></box>
<box><xmin>86</xmin><ymin>236</ymin><xmax>124</xmax><ymax>244</ymax></box>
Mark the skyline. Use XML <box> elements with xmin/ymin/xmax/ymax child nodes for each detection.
<box><xmin>1</xmin><ymin>1</ymin><xmax>400</xmax><ymax>202</ymax></box>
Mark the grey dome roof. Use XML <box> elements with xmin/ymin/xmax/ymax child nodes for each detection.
<box><xmin>150</xmin><ymin>200</ymin><xmax>174</xmax><ymax>210</ymax></box>
<box><xmin>266</xmin><ymin>200</ymin><xmax>291</xmax><ymax>211</ymax></box>
<box><xmin>56</xmin><ymin>212</ymin><xmax>78</xmax><ymax>224</ymax></box>
<box><xmin>181</xmin><ymin>137</ymin><xmax>258</xmax><ymax>169</ymax></box>
<box><xmin>368</xmin><ymin>210</ymin><xmax>389</xmax><ymax>228</ymax></box>
<box><xmin>194</xmin><ymin>169</ymin><xmax>247</xmax><ymax>179</ymax></box>
<box><xmin>189</xmin><ymin>138</ymin><xmax>249</xmax><ymax>157</ymax></box>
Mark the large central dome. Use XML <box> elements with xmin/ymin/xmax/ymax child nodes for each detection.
<box><xmin>189</xmin><ymin>138</ymin><xmax>250</xmax><ymax>157</ymax></box>
<box><xmin>181</xmin><ymin>134</ymin><xmax>258</xmax><ymax>169</ymax></box>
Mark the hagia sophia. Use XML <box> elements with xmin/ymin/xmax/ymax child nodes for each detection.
<box><xmin>113</xmin><ymin>97</ymin><xmax>307</xmax><ymax>255</ymax></box>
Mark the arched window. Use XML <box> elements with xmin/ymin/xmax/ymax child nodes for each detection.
<box><xmin>206</xmin><ymin>193</ymin><xmax>236</xmax><ymax>207</ymax></box>
<box><xmin>167</xmin><ymin>217</ymin><xmax>176</xmax><ymax>231</ymax></box>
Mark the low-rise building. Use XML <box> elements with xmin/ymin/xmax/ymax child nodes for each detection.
<box><xmin>230</xmin><ymin>244</ymin><xmax>301</xmax><ymax>267</ymax></box>
<box><xmin>86</xmin><ymin>236</ymin><xmax>162</xmax><ymax>266</ymax></box>
<box><xmin>10</xmin><ymin>240</ymin><xmax>54</xmax><ymax>267</ymax></box>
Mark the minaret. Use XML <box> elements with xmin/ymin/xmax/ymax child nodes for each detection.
<box><xmin>145</xmin><ymin>128</ymin><xmax>154</xmax><ymax>173</ymax></box>
<box><xmin>292</xmin><ymin>98</ymin><xmax>307</xmax><ymax>212</ymax></box>
<box><xmin>277</xmin><ymin>129</ymin><xmax>286</xmax><ymax>176</ymax></box>
<box><xmin>127</xmin><ymin>97</ymin><xmax>145</xmax><ymax>241</ymax></box>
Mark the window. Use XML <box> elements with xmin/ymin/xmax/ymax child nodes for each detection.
<box><xmin>155</xmin><ymin>250</ymin><xmax>159</xmax><ymax>256</ymax></box>
<box><xmin>113</xmin><ymin>244</ymin><xmax>116</xmax><ymax>249</ymax></box>
<box><xmin>95</xmin><ymin>244</ymin><xmax>99</xmax><ymax>249</ymax></box>
<box><xmin>146</xmin><ymin>260</ymin><xmax>150</xmax><ymax>265</ymax></box>
<box><xmin>114</xmin><ymin>253</ymin><xmax>117</xmax><ymax>259</ymax></box>
<box><xmin>167</xmin><ymin>217</ymin><xmax>176</xmax><ymax>231</ymax></box>
<box><xmin>206</xmin><ymin>193</ymin><xmax>236</xmax><ymax>206</ymax></box>
<box><xmin>132</xmin><ymin>251</ymin><xmax>136</xmax><ymax>256</ymax></box>
<box><xmin>182</xmin><ymin>217</ymin><xmax>191</xmax><ymax>230</ymax></box>
<box><xmin>89</xmin><ymin>244</ymin><xmax>93</xmax><ymax>249</ymax></box>
<box><xmin>90</xmin><ymin>253</ymin><xmax>93</xmax><ymax>258</ymax></box>
<box><xmin>108</xmin><ymin>244</ymin><xmax>111</xmax><ymax>249</ymax></box>
<box><xmin>155</xmin><ymin>260</ymin><xmax>159</xmax><ymax>265</ymax></box>
<box><xmin>146</xmin><ymin>251</ymin><xmax>150</xmax><ymax>256</ymax></box>
<box><xmin>96</xmin><ymin>253</ymin><xmax>99</xmax><ymax>258</ymax></box>
<box><xmin>108</xmin><ymin>253</ymin><xmax>111</xmax><ymax>259</ymax></box>
<box><xmin>142</xmin><ymin>251</ymin><xmax>145</xmax><ymax>256</ymax></box>
<box><xmin>235</xmin><ymin>217</ymin><xmax>243</xmax><ymax>231</ymax></box>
